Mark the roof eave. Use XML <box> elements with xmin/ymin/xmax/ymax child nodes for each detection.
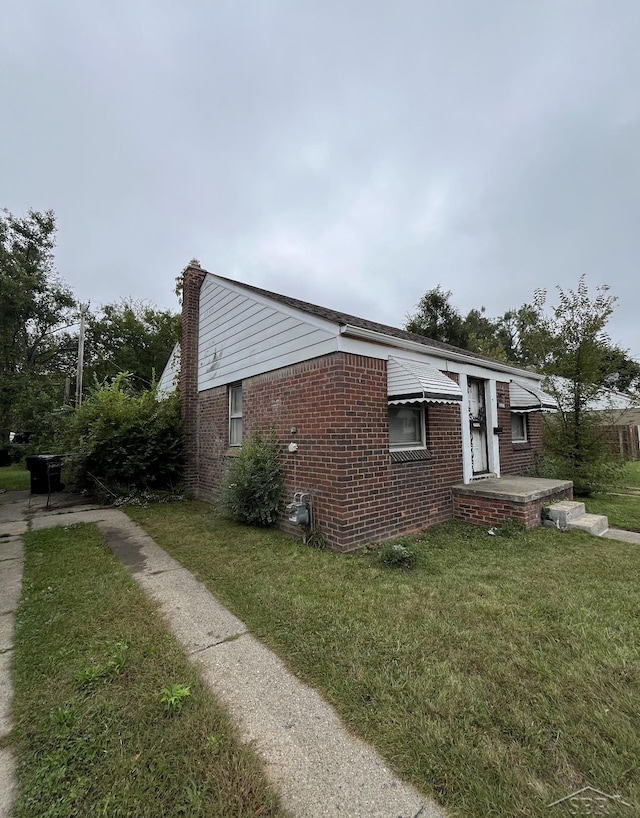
<box><xmin>341</xmin><ymin>324</ymin><xmax>543</xmax><ymax>381</ymax></box>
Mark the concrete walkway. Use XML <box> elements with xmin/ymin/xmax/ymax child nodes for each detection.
<box><xmin>0</xmin><ymin>492</ymin><xmax>444</xmax><ymax>818</ymax></box>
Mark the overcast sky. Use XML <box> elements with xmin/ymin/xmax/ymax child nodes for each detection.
<box><xmin>2</xmin><ymin>1</ymin><xmax>639</xmax><ymax>357</ymax></box>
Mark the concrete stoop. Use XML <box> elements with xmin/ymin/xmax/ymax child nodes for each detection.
<box><xmin>545</xmin><ymin>500</ymin><xmax>609</xmax><ymax>536</ymax></box>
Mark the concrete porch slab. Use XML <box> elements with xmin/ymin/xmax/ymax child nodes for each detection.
<box><xmin>452</xmin><ymin>476</ymin><xmax>573</xmax><ymax>504</ymax></box>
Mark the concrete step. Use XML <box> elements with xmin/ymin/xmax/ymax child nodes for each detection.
<box><xmin>546</xmin><ymin>501</ymin><xmax>586</xmax><ymax>528</ymax></box>
<box><xmin>566</xmin><ymin>513</ymin><xmax>609</xmax><ymax>537</ymax></box>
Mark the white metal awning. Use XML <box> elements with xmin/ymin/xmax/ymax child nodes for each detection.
<box><xmin>509</xmin><ymin>381</ymin><xmax>557</xmax><ymax>413</ymax></box>
<box><xmin>388</xmin><ymin>356</ymin><xmax>463</xmax><ymax>405</ymax></box>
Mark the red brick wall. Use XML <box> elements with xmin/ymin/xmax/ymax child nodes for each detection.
<box><xmin>496</xmin><ymin>381</ymin><xmax>545</xmax><ymax>475</ymax></box>
<box><xmin>197</xmin><ymin>386</ymin><xmax>228</xmax><ymax>501</ymax></box>
<box><xmin>192</xmin><ymin>352</ymin><xmax>464</xmax><ymax>550</ymax></box>
<box><xmin>452</xmin><ymin>486</ymin><xmax>573</xmax><ymax>530</ymax></box>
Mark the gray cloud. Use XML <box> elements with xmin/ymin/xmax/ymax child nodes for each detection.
<box><xmin>2</xmin><ymin>0</ymin><xmax>638</xmax><ymax>355</ymax></box>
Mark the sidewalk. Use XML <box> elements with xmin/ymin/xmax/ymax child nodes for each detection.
<box><xmin>1</xmin><ymin>492</ymin><xmax>445</xmax><ymax>818</ymax></box>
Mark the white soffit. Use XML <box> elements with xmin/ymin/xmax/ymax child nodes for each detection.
<box><xmin>510</xmin><ymin>381</ymin><xmax>557</xmax><ymax>413</ymax></box>
<box><xmin>388</xmin><ymin>356</ymin><xmax>462</xmax><ymax>405</ymax></box>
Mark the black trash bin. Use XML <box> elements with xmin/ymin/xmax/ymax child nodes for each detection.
<box><xmin>25</xmin><ymin>454</ymin><xmax>65</xmax><ymax>494</ymax></box>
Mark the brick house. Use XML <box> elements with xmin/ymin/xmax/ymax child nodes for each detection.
<box><xmin>161</xmin><ymin>260</ymin><xmax>567</xmax><ymax>550</ymax></box>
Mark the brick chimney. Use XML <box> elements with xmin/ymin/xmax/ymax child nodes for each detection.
<box><xmin>180</xmin><ymin>259</ymin><xmax>206</xmax><ymax>492</ymax></box>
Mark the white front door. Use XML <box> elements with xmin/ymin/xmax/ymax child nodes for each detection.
<box><xmin>467</xmin><ymin>378</ymin><xmax>489</xmax><ymax>475</ymax></box>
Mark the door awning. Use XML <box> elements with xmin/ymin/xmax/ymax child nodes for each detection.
<box><xmin>388</xmin><ymin>357</ymin><xmax>463</xmax><ymax>405</ymax></box>
<box><xmin>509</xmin><ymin>381</ymin><xmax>557</xmax><ymax>413</ymax></box>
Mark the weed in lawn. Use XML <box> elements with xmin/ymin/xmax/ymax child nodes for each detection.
<box><xmin>377</xmin><ymin>541</ymin><xmax>417</xmax><ymax>569</ymax></box>
<box><xmin>160</xmin><ymin>682</ymin><xmax>191</xmax><ymax>714</ymax></box>
<box><xmin>74</xmin><ymin>640</ymin><xmax>129</xmax><ymax>688</ymax></box>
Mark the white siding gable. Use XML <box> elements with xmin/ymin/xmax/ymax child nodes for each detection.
<box><xmin>198</xmin><ymin>276</ymin><xmax>339</xmax><ymax>391</ymax></box>
<box><xmin>157</xmin><ymin>344</ymin><xmax>180</xmax><ymax>398</ymax></box>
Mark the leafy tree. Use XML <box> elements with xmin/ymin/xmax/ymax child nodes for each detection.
<box><xmin>535</xmin><ymin>277</ymin><xmax>625</xmax><ymax>493</ymax></box>
<box><xmin>461</xmin><ymin>307</ymin><xmax>504</xmax><ymax>359</ymax></box>
<box><xmin>85</xmin><ymin>299</ymin><xmax>179</xmax><ymax>391</ymax></box>
<box><xmin>493</xmin><ymin>297</ymin><xmax>557</xmax><ymax>369</ymax></box>
<box><xmin>0</xmin><ymin>209</ymin><xmax>77</xmax><ymax>446</ymax></box>
<box><xmin>406</xmin><ymin>286</ymin><xmax>470</xmax><ymax>348</ymax></box>
<box><xmin>406</xmin><ymin>287</ymin><xmax>504</xmax><ymax>357</ymax></box>
<box><xmin>598</xmin><ymin>345</ymin><xmax>640</xmax><ymax>393</ymax></box>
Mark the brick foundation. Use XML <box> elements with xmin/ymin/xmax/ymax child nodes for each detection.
<box><xmin>452</xmin><ymin>486</ymin><xmax>573</xmax><ymax>530</ymax></box>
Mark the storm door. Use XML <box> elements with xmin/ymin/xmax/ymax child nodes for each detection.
<box><xmin>467</xmin><ymin>378</ymin><xmax>489</xmax><ymax>475</ymax></box>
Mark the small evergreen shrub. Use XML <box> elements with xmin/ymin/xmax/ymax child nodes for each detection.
<box><xmin>221</xmin><ymin>430</ymin><xmax>284</xmax><ymax>527</ymax></box>
<box><xmin>377</xmin><ymin>541</ymin><xmax>417</xmax><ymax>569</ymax></box>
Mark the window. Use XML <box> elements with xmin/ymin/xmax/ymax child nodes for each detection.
<box><xmin>511</xmin><ymin>412</ymin><xmax>527</xmax><ymax>443</ymax></box>
<box><xmin>229</xmin><ymin>385</ymin><xmax>243</xmax><ymax>446</ymax></box>
<box><xmin>388</xmin><ymin>404</ymin><xmax>426</xmax><ymax>449</ymax></box>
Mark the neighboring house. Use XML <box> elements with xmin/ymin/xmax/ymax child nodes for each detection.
<box><xmin>163</xmin><ymin>260</ymin><xmax>566</xmax><ymax>550</ymax></box>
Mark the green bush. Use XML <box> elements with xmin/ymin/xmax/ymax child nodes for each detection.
<box><xmin>60</xmin><ymin>375</ymin><xmax>184</xmax><ymax>498</ymax></box>
<box><xmin>221</xmin><ymin>430</ymin><xmax>284</xmax><ymax>527</ymax></box>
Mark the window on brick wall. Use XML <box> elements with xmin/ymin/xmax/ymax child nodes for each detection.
<box><xmin>229</xmin><ymin>384</ymin><xmax>243</xmax><ymax>446</ymax></box>
<box><xmin>388</xmin><ymin>404</ymin><xmax>427</xmax><ymax>449</ymax></box>
<box><xmin>511</xmin><ymin>412</ymin><xmax>528</xmax><ymax>443</ymax></box>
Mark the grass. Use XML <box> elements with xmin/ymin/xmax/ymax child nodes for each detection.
<box><xmin>9</xmin><ymin>523</ymin><xmax>287</xmax><ymax>818</ymax></box>
<box><xmin>581</xmin><ymin>460</ymin><xmax>640</xmax><ymax>531</ymax></box>
<box><xmin>127</xmin><ymin>502</ymin><xmax>640</xmax><ymax>818</ymax></box>
<box><xmin>617</xmin><ymin>460</ymin><xmax>640</xmax><ymax>488</ymax></box>
<box><xmin>0</xmin><ymin>463</ymin><xmax>29</xmax><ymax>491</ymax></box>
<box><xmin>584</xmin><ymin>493</ymin><xmax>640</xmax><ymax>532</ymax></box>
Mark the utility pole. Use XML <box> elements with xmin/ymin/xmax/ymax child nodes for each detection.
<box><xmin>75</xmin><ymin>303</ymin><xmax>90</xmax><ymax>408</ymax></box>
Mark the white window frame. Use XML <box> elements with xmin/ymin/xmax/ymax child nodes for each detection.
<box><xmin>229</xmin><ymin>384</ymin><xmax>243</xmax><ymax>447</ymax></box>
<box><xmin>511</xmin><ymin>412</ymin><xmax>528</xmax><ymax>443</ymax></box>
<box><xmin>388</xmin><ymin>403</ymin><xmax>427</xmax><ymax>450</ymax></box>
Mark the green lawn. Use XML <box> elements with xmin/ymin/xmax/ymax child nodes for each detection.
<box><xmin>585</xmin><ymin>493</ymin><xmax>640</xmax><ymax>532</ymax></box>
<box><xmin>127</xmin><ymin>503</ymin><xmax>640</xmax><ymax>818</ymax></box>
<box><xmin>618</xmin><ymin>460</ymin><xmax>640</xmax><ymax>488</ymax></box>
<box><xmin>9</xmin><ymin>523</ymin><xmax>286</xmax><ymax>818</ymax></box>
<box><xmin>0</xmin><ymin>463</ymin><xmax>29</xmax><ymax>491</ymax></box>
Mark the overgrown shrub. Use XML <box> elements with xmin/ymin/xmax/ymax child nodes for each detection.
<box><xmin>60</xmin><ymin>375</ymin><xmax>184</xmax><ymax>499</ymax></box>
<box><xmin>221</xmin><ymin>430</ymin><xmax>284</xmax><ymax>527</ymax></box>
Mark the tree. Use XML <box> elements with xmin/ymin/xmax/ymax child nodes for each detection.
<box><xmin>0</xmin><ymin>209</ymin><xmax>77</xmax><ymax>446</ymax></box>
<box><xmin>406</xmin><ymin>287</ymin><xmax>505</xmax><ymax>357</ymax></box>
<box><xmin>535</xmin><ymin>277</ymin><xmax>625</xmax><ymax>493</ymax></box>
<box><xmin>460</xmin><ymin>307</ymin><xmax>505</xmax><ymax>359</ymax></box>
<box><xmin>598</xmin><ymin>345</ymin><xmax>640</xmax><ymax>393</ymax></box>
<box><xmin>406</xmin><ymin>286</ymin><xmax>470</xmax><ymax>348</ymax></box>
<box><xmin>85</xmin><ymin>300</ymin><xmax>179</xmax><ymax>391</ymax></box>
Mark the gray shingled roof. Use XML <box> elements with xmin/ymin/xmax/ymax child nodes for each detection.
<box><xmin>214</xmin><ymin>273</ymin><xmax>519</xmax><ymax>369</ymax></box>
